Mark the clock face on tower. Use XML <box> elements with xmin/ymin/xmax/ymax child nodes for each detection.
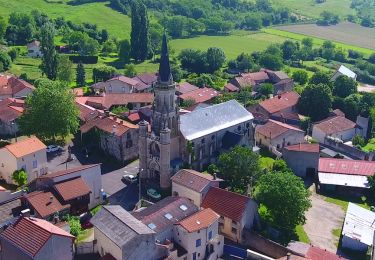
<box><xmin>150</xmin><ymin>141</ymin><xmax>160</xmax><ymax>157</ymax></box>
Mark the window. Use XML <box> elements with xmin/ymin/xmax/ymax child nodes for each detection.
<box><xmin>201</xmin><ymin>138</ymin><xmax>205</xmax><ymax>144</ymax></box>
<box><xmin>164</xmin><ymin>213</ymin><xmax>173</xmax><ymax>220</ymax></box>
<box><xmin>232</xmin><ymin>227</ymin><xmax>237</xmax><ymax>234</ymax></box>
<box><xmin>211</xmin><ymin>135</ymin><xmax>215</xmax><ymax>140</ymax></box>
<box><xmin>193</xmin><ymin>252</ymin><xmax>197</xmax><ymax>260</ymax></box>
<box><xmin>21</xmin><ymin>165</ymin><xmax>26</xmax><ymax>170</ymax></box>
<box><xmin>148</xmin><ymin>223</ymin><xmax>156</xmax><ymax>230</ymax></box>
<box><xmin>32</xmin><ymin>160</ymin><xmax>37</xmax><ymax>169</ymax></box>
<box><xmin>237</xmin><ymin>125</ymin><xmax>242</xmax><ymax>131</ymax></box>
<box><xmin>122</xmin><ymin>87</ymin><xmax>125</xmax><ymax>92</ymax></box>
<box><xmin>195</xmin><ymin>239</ymin><xmax>201</xmax><ymax>247</ymax></box>
<box><xmin>127</xmin><ymin>133</ymin><xmax>131</xmax><ymax>139</ymax></box>
<box><xmin>180</xmin><ymin>205</ymin><xmax>188</xmax><ymax>211</ymax></box>
<box><xmin>208</xmin><ymin>230</ymin><xmax>212</xmax><ymax>240</ymax></box>
<box><xmin>232</xmin><ymin>220</ymin><xmax>237</xmax><ymax>226</ymax></box>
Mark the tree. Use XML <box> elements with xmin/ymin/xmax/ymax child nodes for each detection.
<box><xmin>206</xmin><ymin>47</ymin><xmax>226</xmax><ymax>73</ymax></box>
<box><xmin>292</xmin><ymin>70</ymin><xmax>309</xmax><ymax>85</ymax></box>
<box><xmin>352</xmin><ymin>134</ymin><xmax>365</xmax><ymax>147</ymax></box>
<box><xmin>281</xmin><ymin>40</ymin><xmax>298</xmax><ymax>60</ymax></box>
<box><xmin>333</xmin><ymin>75</ymin><xmax>357</xmax><ymax>98</ymax></box>
<box><xmin>76</xmin><ymin>62</ymin><xmax>86</xmax><ymax>87</ymax></box>
<box><xmin>124</xmin><ymin>63</ymin><xmax>137</xmax><ymax>77</ymax></box>
<box><xmin>181</xmin><ymin>98</ymin><xmax>196</xmax><ymax>108</ymax></box>
<box><xmin>0</xmin><ymin>16</ymin><xmax>7</xmax><ymax>40</ymax></box>
<box><xmin>369</xmin><ymin>53</ymin><xmax>375</xmax><ymax>64</ymax></box>
<box><xmin>19</xmin><ymin>79</ymin><xmax>79</xmax><ymax>140</ymax></box>
<box><xmin>242</xmin><ymin>14</ymin><xmax>262</xmax><ymax>30</ymax></box>
<box><xmin>92</xmin><ymin>65</ymin><xmax>116</xmax><ymax>82</ymax></box>
<box><xmin>165</xmin><ymin>16</ymin><xmax>185</xmax><ymax>38</ymax></box>
<box><xmin>149</xmin><ymin>23</ymin><xmax>163</xmax><ymax>59</ymax></box>
<box><xmin>8</xmin><ymin>48</ymin><xmax>19</xmax><ymax>61</ymax></box>
<box><xmin>302</xmin><ymin>38</ymin><xmax>313</xmax><ymax>49</ymax></box>
<box><xmin>309</xmin><ymin>71</ymin><xmax>332</xmax><ymax>87</ymax></box>
<box><xmin>5</xmin><ymin>12</ymin><xmax>35</xmax><ymax>45</ymax></box>
<box><xmin>259</xmin><ymin>53</ymin><xmax>283</xmax><ymax>70</ymax></box>
<box><xmin>12</xmin><ymin>169</ymin><xmax>28</xmax><ymax>187</ymax></box>
<box><xmin>272</xmin><ymin>159</ymin><xmax>290</xmax><ymax>172</ymax></box>
<box><xmin>57</xmin><ymin>55</ymin><xmax>73</xmax><ymax>83</ymax></box>
<box><xmin>342</xmin><ymin>94</ymin><xmax>363</xmax><ymax>121</ymax></box>
<box><xmin>259</xmin><ymin>83</ymin><xmax>274</xmax><ymax>96</ymax></box>
<box><xmin>368</xmin><ymin>175</ymin><xmax>375</xmax><ymax>197</ymax></box>
<box><xmin>118</xmin><ymin>39</ymin><xmax>131</xmax><ymax>62</ymax></box>
<box><xmin>179</xmin><ymin>49</ymin><xmax>207</xmax><ymax>73</ymax></box>
<box><xmin>0</xmin><ymin>51</ymin><xmax>11</xmax><ymax>70</ymax></box>
<box><xmin>298</xmin><ymin>84</ymin><xmax>332</xmax><ymax>121</ymax></box>
<box><xmin>130</xmin><ymin>0</ymin><xmax>149</xmax><ymax>61</ymax></box>
<box><xmin>254</xmin><ymin>171</ymin><xmax>311</xmax><ymax>230</ymax></box>
<box><xmin>40</xmin><ymin>22</ymin><xmax>58</xmax><ymax>80</ymax></box>
<box><xmin>218</xmin><ymin>146</ymin><xmax>261</xmax><ymax>194</ymax></box>
<box><xmin>81</xmin><ymin>37</ymin><xmax>100</xmax><ymax>55</ymax></box>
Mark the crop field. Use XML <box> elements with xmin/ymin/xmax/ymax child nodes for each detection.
<box><xmin>273</xmin><ymin>22</ymin><xmax>375</xmax><ymax>52</ymax></box>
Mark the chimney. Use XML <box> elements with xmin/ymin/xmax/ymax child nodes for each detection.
<box><xmin>21</xmin><ymin>209</ymin><xmax>30</xmax><ymax>218</ymax></box>
<box><xmin>104</xmin><ymin>109</ymin><xmax>110</xmax><ymax>117</ymax></box>
<box><xmin>213</xmin><ymin>173</ymin><xmax>217</xmax><ymax>180</ymax></box>
<box><xmin>50</xmin><ymin>195</ymin><xmax>53</xmax><ymax>203</ymax></box>
<box><xmin>278</xmin><ymin>94</ymin><xmax>281</xmax><ymax>99</ymax></box>
<box><xmin>286</xmin><ymin>253</ymin><xmax>291</xmax><ymax>260</ymax></box>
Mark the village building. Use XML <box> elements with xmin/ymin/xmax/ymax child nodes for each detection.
<box><xmin>173</xmin><ymin>208</ymin><xmax>224</xmax><ymax>260</ymax></box>
<box><xmin>332</xmin><ymin>64</ymin><xmax>357</xmax><ymax>81</ymax></box>
<box><xmin>92</xmin><ymin>75</ymin><xmax>148</xmax><ymax>94</ymax></box>
<box><xmin>0</xmin><ymin>74</ymin><xmax>35</xmax><ymax>100</ymax></box>
<box><xmin>0</xmin><ymin>216</ymin><xmax>75</xmax><ymax>260</ymax></box>
<box><xmin>171</xmin><ymin>169</ymin><xmax>221</xmax><ymax>207</ymax></box>
<box><xmin>201</xmin><ymin>187</ymin><xmax>259</xmax><ymax>243</ymax></box>
<box><xmin>283</xmin><ymin>143</ymin><xmax>320</xmax><ymax>178</ymax></box>
<box><xmin>0</xmin><ymin>198</ymin><xmax>22</xmax><ymax>228</ymax></box>
<box><xmin>0</xmin><ymin>136</ymin><xmax>47</xmax><ymax>184</ymax></box>
<box><xmin>0</xmin><ymin>98</ymin><xmax>24</xmax><ymax>137</ymax></box>
<box><xmin>175</xmin><ymin>82</ymin><xmax>199</xmax><ymax>96</ymax></box>
<box><xmin>286</xmin><ymin>241</ymin><xmax>345</xmax><ymax>260</ymax></box>
<box><xmin>255</xmin><ymin>120</ymin><xmax>305</xmax><ymax>151</ymax></box>
<box><xmin>342</xmin><ymin>203</ymin><xmax>375</xmax><ymax>252</ymax></box>
<box><xmin>132</xmin><ymin>72</ymin><xmax>158</xmax><ymax>92</ymax></box>
<box><xmin>223</xmin><ymin>82</ymin><xmax>240</xmax><ymax>93</ymax></box>
<box><xmin>179</xmin><ymin>87</ymin><xmax>219</xmax><ymax>108</ymax></box>
<box><xmin>317</xmin><ymin>158</ymin><xmax>375</xmax><ymax>193</ymax></box>
<box><xmin>27</xmin><ymin>40</ymin><xmax>43</xmax><ymax>58</ymax></box>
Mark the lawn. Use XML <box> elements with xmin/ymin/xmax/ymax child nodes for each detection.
<box><xmin>0</xmin><ymin>0</ymin><xmax>131</xmax><ymax>39</ymax></box>
<box><xmin>324</xmin><ymin>194</ymin><xmax>373</xmax><ymax>211</ymax></box>
<box><xmin>295</xmin><ymin>224</ymin><xmax>310</xmax><ymax>243</ymax></box>
<box><xmin>76</xmin><ymin>228</ymin><xmax>94</xmax><ymax>244</ymax></box>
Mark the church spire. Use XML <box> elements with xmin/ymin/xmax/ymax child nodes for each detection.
<box><xmin>158</xmin><ymin>33</ymin><xmax>172</xmax><ymax>83</ymax></box>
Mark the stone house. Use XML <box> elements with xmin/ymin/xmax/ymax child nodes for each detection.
<box><xmin>201</xmin><ymin>187</ymin><xmax>259</xmax><ymax>243</ymax></box>
<box><xmin>91</xmin><ymin>205</ymin><xmax>157</xmax><ymax>260</ymax></box>
<box><xmin>0</xmin><ymin>216</ymin><xmax>75</xmax><ymax>260</ymax></box>
<box><xmin>255</xmin><ymin>120</ymin><xmax>305</xmax><ymax>150</ymax></box>
<box><xmin>0</xmin><ymin>98</ymin><xmax>24</xmax><ymax>137</ymax></box>
<box><xmin>175</xmin><ymin>82</ymin><xmax>199</xmax><ymax>96</ymax></box>
<box><xmin>92</xmin><ymin>75</ymin><xmax>148</xmax><ymax>94</ymax></box>
<box><xmin>171</xmin><ymin>169</ymin><xmax>221</xmax><ymax>207</ymax></box>
<box><xmin>173</xmin><ymin>208</ymin><xmax>224</xmax><ymax>260</ymax></box>
<box><xmin>27</xmin><ymin>40</ymin><xmax>43</xmax><ymax>58</ymax></box>
<box><xmin>0</xmin><ymin>75</ymin><xmax>35</xmax><ymax>100</ymax></box>
<box><xmin>132</xmin><ymin>72</ymin><xmax>158</xmax><ymax>92</ymax></box>
<box><xmin>0</xmin><ymin>136</ymin><xmax>48</xmax><ymax>184</ymax></box>
<box><xmin>178</xmin><ymin>87</ymin><xmax>220</xmax><ymax>108</ymax></box>
<box><xmin>282</xmin><ymin>143</ymin><xmax>320</xmax><ymax>178</ymax></box>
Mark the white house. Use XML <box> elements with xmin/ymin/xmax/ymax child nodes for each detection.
<box><xmin>342</xmin><ymin>203</ymin><xmax>375</xmax><ymax>252</ymax></box>
<box><xmin>0</xmin><ymin>136</ymin><xmax>47</xmax><ymax>184</ymax></box>
<box><xmin>27</xmin><ymin>40</ymin><xmax>43</xmax><ymax>58</ymax></box>
<box><xmin>173</xmin><ymin>208</ymin><xmax>224</xmax><ymax>260</ymax></box>
<box><xmin>332</xmin><ymin>65</ymin><xmax>357</xmax><ymax>81</ymax></box>
<box><xmin>92</xmin><ymin>76</ymin><xmax>143</xmax><ymax>94</ymax></box>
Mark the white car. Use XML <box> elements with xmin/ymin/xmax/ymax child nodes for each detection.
<box><xmin>46</xmin><ymin>145</ymin><xmax>62</xmax><ymax>153</ymax></box>
<box><xmin>122</xmin><ymin>174</ymin><xmax>138</xmax><ymax>184</ymax></box>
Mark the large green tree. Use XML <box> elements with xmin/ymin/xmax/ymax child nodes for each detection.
<box><xmin>206</xmin><ymin>47</ymin><xmax>226</xmax><ymax>73</ymax></box>
<box><xmin>0</xmin><ymin>16</ymin><xmax>7</xmax><ymax>40</ymax></box>
<box><xmin>19</xmin><ymin>79</ymin><xmax>79</xmax><ymax>140</ymax></box>
<box><xmin>218</xmin><ymin>145</ymin><xmax>261</xmax><ymax>194</ymax></box>
<box><xmin>40</xmin><ymin>22</ymin><xmax>58</xmax><ymax>80</ymax></box>
<box><xmin>57</xmin><ymin>55</ymin><xmax>73</xmax><ymax>83</ymax></box>
<box><xmin>309</xmin><ymin>71</ymin><xmax>332</xmax><ymax>87</ymax></box>
<box><xmin>298</xmin><ymin>83</ymin><xmax>332</xmax><ymax>121</ymax></box>
<box><xmin>333</xmin><ymin>75</ymin><xmax>357</xmax><ymax>98</ymax></box>
<box><xmin>254</xmin><ymin>171</ymin><xmax>311</xmax><ymax>230</ymax></box>
<box><xmin>118</xmin><ymin>39</ymin><xmax>131</xmax><ymax>62</ymax></box>
<box><xmin>76</xmin><ymin>62</ymin><xmax>86</xmax><ymax>87</ymax></box>
<box><xmin>130</xmin><ymin>0</ymin><xmax>149</xmax><ymax>61</ymax></box>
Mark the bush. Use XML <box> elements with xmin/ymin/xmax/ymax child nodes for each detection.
<box><xmin>69</xmin><ymin>55</ymin><xmax>98</xmax><ymax>64</ymax></box>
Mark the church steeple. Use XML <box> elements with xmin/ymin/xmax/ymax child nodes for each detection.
<box><xmin>158</xmin><ymin>33</ymin><xmax>172</xmax><ymax>83</ymax></box>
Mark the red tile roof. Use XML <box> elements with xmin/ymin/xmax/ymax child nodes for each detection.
<box><xmin>86</xmin><ymin>93</ymin><xmax>154</xmax><ymax>109</ymax></box>
<box><xmin>284</xmin><ymin>143</ymin><xmax>320</xmax><ymax>153</ymax></box>
<box><xmin>108</xmin><ymin>76</ymin><xmax>140</xmax><ymax>86</ymax></box>
<box><xmin>241</xmin><ymin>71</ymin><xmax>269</xmax><ymax>82</ymax></box>
<box><xmin>306</xmin><ymin>246</ymin><xmax>343</xmax><ymax>260</ymax></box>
<box><xmin>176</xmin><ymin>82</ymin><xmax>199</xmax><ymax>94</ymax></box>
<box><xmin>0</xmin><ymin>217</ymin><xmax>74</xmax><ymax>257</ymax></box>
<box><xmin>201</xmin><ymin>187</ymin><xmax>250</xmax><ymax>222</ymax></box>
<box><xmin>176</xmin><ymin>208</ymin><xmax>219</xmax><ymax>233</ymax></box>
<box><xmin>224</xmin><ymin>83</ymin><xmax>240</xmax><ymax>92</ymax></box>
<box><xmin>232</xmin><ymin>76</ymin><xmax>254</xmax><ymax>88</ymax></box>
<box><xmin>127</xmin><ymin>112</ymin><xmax>140</xmax><ymax>122</ymax></box>
<box><xmin>313</xmin><ymin>116</ymin><xmax>356</xmax><ymax>135</ymax></box>
<box><xmin>259</xmin><ymin>92</ymin><xmax>300</xmax><ymax>114</ymax></box>
<box><xmin>24</xmin><ymin>191</ymin><xmax>70</xmax><ymax>218</ymax></box>
<box><xmin>171</xmin><ymin>169</ymin><xmax>220</xmax><ymax>192</ymax></box>
<box><xmin>4</xmin><ymin>136</ymin><xmax>46</xmax><ymax>158</ymax></box>
<box><xmin>75</xmin><ymin>101</ymin><xmax>99</xmax><ymax>122</ymax></box>
<box><xmin>0</xmin><ymin>75</ymin><xmax>35</xmax><ymax>97</ymax></box>
<box><xmin>319</xmin><ymin>158</ymin><xmax>375</xmax><ymax>176</ymax></box>
<box><xmin>179</xmin><ymin>87</ymin><xmax>219</xmax><ymax>104</ymax></box>
<box><xmin>256</xmin><ymin>119</ymin><xmax>304</xmax><ymax>139</ymax></box>
<box><xmin>0</xmin><ymin>98</ymin><xmax>24</xmax><ymax>122</ymax></box>
<box><xmin>80</xmin><ymin>116</ymin><xmax>138</xmax><ymax>137</ymax></box>
<box><xmin>132</xmin><ymin>73</ymin><xmax>157</xmax><ymax>90</ymax></box>
<box><xmin>54</xmin><ymin>177</ymin><xmax>91</xmax><ymax>201</ymax></box>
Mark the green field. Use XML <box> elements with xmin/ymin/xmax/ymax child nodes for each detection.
<box><xmin>0</xmin><ymin>0</ymin><xmax>131</xmax><ymax>39</ymax></box>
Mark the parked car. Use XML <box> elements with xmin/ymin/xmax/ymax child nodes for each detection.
<box><xmin>122</xmin><ymin>174</ymin><xmax>138</xmax><ymax>184</ymax></box>
<box><xmin>46</xmin><ymin>145</ymin><xmax>62</xmax><ymax>153</ymax></box>
<box><xmin>147</xmin><ymin>188</ymin><xmax>161</xmax><ymax>200</ymax></box>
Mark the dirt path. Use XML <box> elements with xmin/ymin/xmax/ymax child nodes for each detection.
<box><xmin>303</xmin><ymin>187</ymin><xmax>345</xmax><ymax>253</ymax></box>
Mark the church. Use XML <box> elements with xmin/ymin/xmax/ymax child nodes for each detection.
<box><xmin>138</xmin><ymin>34</ymin><xmax>255</xmax><ymax>189</ymax></box>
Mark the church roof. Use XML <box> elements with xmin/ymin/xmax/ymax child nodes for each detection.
<box><xmin>158</xmin><ymin>34</ymin><xmax>171</xmax><ymax>83</ymax></box>
<box><xmin>180</xmin><ymin>100</ymin><xmax>254</xmax><ymax>140</ymax></box>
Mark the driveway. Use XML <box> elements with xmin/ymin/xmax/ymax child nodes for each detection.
<box><xmin>46</xmin><ymin>144</ymin><xmax>82</xmax><ymax>172</ymax></box>
<box><xmin>303</xmin><ymin>187</ymin><xmax>345</xmax><ymax>253</ymax></box>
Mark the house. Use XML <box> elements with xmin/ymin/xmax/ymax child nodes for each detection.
<box><xmin>179</xmin><ymin>100</ymin><xmax>254</xmax><ymax>170</ymax></box>
<box><xmin>0</xmin><ymin>98</ymin><xmax>24</xmax><ymax>137</ymax></box>
<box><xmin>27</xmin><ymin>40</ymin><xmax>43</xmax><ymax>58</ymax></box>
<box><xmin>92</xmin><ymin>75</ymin><xmax>147</xmax><ymax>94</ymax></box>
<box><xmin>332</xmin><ymin>65</ymin><xmax>357</xmax><ymax>81</ymax></box>
<box><xmin>255</xmin><ymin>120</ymin><xmax>305</xmax><ymax>150</ymax></box>
<box><xmin>173</xmin><ymin>208</ymin><xmax>224</xmax><ymax>260</ymax></box>
<box><xmin>266</xmin><ymin>70</ymin><xmax>294</xmax><ymax>94</ymax></box>
<box><xmin>201</xmin><ymin>187</ymin><xmax>259</xmax><ymax>243</ymax></box>
<box><xmin>312</xmin><ymin>115</ymin><xmax>363</xmax><ymax>143</ymax></box>
<box><xmin>287</xmin><ymin>241</ymin><xmax>345</xmax><ymax>260</ymax></box>
<box><xmin>0</xmin><ymin>136</ymin><xmax>47</xmax><ymax>184</ymax></box>
<box><xmin>317</xmin><ymin>158</ymin><xmax>375</xmax><ymax>193</ymax></box>
<box><xmin>224</xmin><ymin>82</ymin><xmax>240</xmax><ymax>93</ymax></box>
<box><xmin>83</xmin><ymin>93</ymin><xmax>154</xmax><ymax>111</ymax></box>
<box><xmin>75</xmin><ymin>101</ymin><xmax>99</xmax><ymax>124</ymax></box>
<box><xmin>0</xmin><ymin>198</ymin><xmax>22</xmax><ymax>228</ymax></box>
<box><xmin>80</xmin><ymin>115</ymin><xmax>139</xmax><ymax>163</ymax></box>
<box><xmin>35</xmin><ymin>164</ymin><xmax>103</xmax><ymax>209</ymax></box>
<box><xmin>250</xmin><ymin>92</ymin><xmax>300</xmax><ymax>123</ymax></box>
<box><xmin>0</xmin><ymin>216</ymin><xmax>75</xmax><ymax>260</ymax></box>
<box><xmin>171</xmin><ymin>169</ymin><xmax>221</xmax><ymax>207</ymax></box>
<box><xmin>342</xmin><ymin>203</ymin><xmax>375</xmax><ymax>252</ymax></box>
<box><xmin>283</xmin><ymin>144</ymin><xmax>320</xmax><ymax>178</ymax></box>
<box><xmin>179</xmin><ymin>87</ymin><xmax>219</xmax><ymax>107</ymax></box>
<box><xmin>176</xmin><ymin>82</ymin><xmax>199</xmax><ymax>96</ymax></box>
<box><xmin>91</xmin><ymin>205</ymin><xmax>157</xmax><ymax>260</ymax></box>
<box><xmin>0</xmin><ymin>74</ymin><xmax>35</xmax><ymax>100</ymax></box>
<box><xmin>132</xmin><ymin>72</ymin><xmax>158</xmax><ymax>92</ymax></box>
<box><xmin>230</xmin><ymin>71</ymin><xmax>269</xmax><ymax>90</ymax></box>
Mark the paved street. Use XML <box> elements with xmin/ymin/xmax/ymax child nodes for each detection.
<box><xmin>303</xmin><ymin>186</ymin><xmax>345</xmax><ymax>253</ymax></box>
